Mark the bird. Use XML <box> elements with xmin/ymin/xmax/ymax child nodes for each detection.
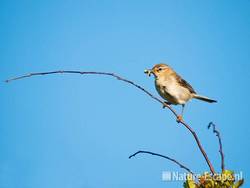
<box><xmin>144</xmin><ymin>63</ymin><xmax>217</xmax><ymax>121</ymax></box>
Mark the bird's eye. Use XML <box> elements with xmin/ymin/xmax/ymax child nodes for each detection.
<box><xmin>158</xmin><ymin>68</ymin><xmax>162</xmax><ymax>71</ymax></box>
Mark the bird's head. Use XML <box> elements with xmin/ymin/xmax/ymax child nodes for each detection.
<box><xmin>144</xmin><ymin>64</ymin><xmax>172</xmax><ymax>78</ymax></box>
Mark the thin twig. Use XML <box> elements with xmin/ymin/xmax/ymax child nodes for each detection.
<box><xmin>5</xmin><ymin>70</ymin><xmax>215</xmax><ymax>174</ymax></box>
<box><xmin>208</xmin><ymin>122</ymin><xmax>225</xmax><ymax>171</ymax></box>
<box><xmin>129</xmin><ymin>150</ymin><xmax>194</xmax><ymax>175</ymax></box>
<box><xmin>5</xmin><ymin>71</ymin><xmax>178</xmax><ymax>116</ymax></box>
<box><xmin>179</xmin><ymin>121</ymin><xmax>215</xmax><ymax>174</ymax></box>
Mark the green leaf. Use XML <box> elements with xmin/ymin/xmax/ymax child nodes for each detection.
<box><xmin>222</xmin><ymin>170</ymin><xmax>234</xmax><ymax>175</ymax></box>
<box><xmin>233</xmin><ymin>179</ymin><xmax>244</xmax><ymax>188</ymax></box>
<box><xmin>183</xmin><ymin>179</ymin><xmax>197</xmax><ymax>188</ymax></box>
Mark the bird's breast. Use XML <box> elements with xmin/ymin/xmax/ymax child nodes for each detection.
<box><xmin>155</xmin><ymin>78</ymin><xmax>191</xmax><ymax>105</ymax></box>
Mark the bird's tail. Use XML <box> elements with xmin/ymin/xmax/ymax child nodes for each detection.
<box><xmin>193</xmin><ymin>94</ymin><xmax>217</xmax><ymax>103</ymax></box>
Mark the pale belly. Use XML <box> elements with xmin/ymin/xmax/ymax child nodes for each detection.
<box><xmin>155</xmin><ymin>80</ymin><xmax>192</xmax><ymax>105</ymax></box>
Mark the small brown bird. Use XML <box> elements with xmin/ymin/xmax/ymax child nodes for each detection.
<box><xmin>145</xmin><ymin>64</ymin><xmax>217</xmax><ymax>121</ymax></box>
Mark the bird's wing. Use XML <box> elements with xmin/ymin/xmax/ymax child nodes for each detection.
<box><xmin>176</xmin><ymin>74</ymin><xmax>196</xmax><ymax>94</ymax></box>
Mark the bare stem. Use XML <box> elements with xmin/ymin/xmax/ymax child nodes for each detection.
<box><xmin>208</xmin><ymin>122</ymin><xmax>225</xmax><ymax>171</ymax></box>
<box><xmin>5</xmin><ymin>70</ymin><xmax>216</xmax><ymax>174</ymax></box>
<box><xmin>129</xmin><ymin>150</ymin><xmax>194</xmax><ymax>175</ymax></box>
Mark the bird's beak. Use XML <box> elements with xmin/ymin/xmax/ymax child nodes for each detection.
<box><xmin>144</xmin><ymin>69</ymin><xmax>152</xmax><ymax>77</ymax></box>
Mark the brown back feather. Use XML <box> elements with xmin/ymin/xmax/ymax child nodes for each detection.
<box><xmin>176</xmin><ymin>74</ymin><xmax>196</xmax><ymax>94</ymax></box>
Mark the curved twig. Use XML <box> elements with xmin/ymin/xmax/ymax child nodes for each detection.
<box><xmin>5</xmin><ymin>71</ymin><xmax>178</xmax><ymax>116</ymax></box>
<box><xmin>5</xmin><ymin>70</ymin><xmax>215</xmax><ymax>174</ymax></box>
<box><xmin>129</xmin><ymin>150</ymin><xmax>194</xmax><ymax>175</ymax></box>
<box><xmin>208</xmin><ymin>122</ymin><xmax>225</xmax><ymax>171</ymax></box>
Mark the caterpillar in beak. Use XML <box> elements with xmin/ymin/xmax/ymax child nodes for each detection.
<box><xmin>144</xmin><ymin>69</ymin><xmax>152</xmax><ymax>77</ymax></box>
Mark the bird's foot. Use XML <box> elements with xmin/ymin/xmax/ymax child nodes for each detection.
<box><xmin>176</xmin><ymin>115</ymin><xmax>183</xmax><ymax>123</ymax></box>
<box><xmin>162</xmin><ymin>101</ymin><xmax>171</xmax><ymax>108</ymax></box>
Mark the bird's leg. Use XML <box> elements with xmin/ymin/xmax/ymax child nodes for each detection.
<box><xmin>181</xmin><ymin>104</ymin><xmax>185</xmax><ymax>117</ymax></box>
<box><xmin>177</xmin><ymin>104</ymin><xmax>185</xmax><ymax>123</ymax></box>
<box><xmin>163</xmin><ymin>101</ymin><xmax>171</xmax><ymax>108</ymax></box>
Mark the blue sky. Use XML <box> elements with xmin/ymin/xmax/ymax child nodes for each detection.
<box><xmin>1</xmin><ymin>0</ymin><xmax>250</xmax><ymax>187</ymax></box>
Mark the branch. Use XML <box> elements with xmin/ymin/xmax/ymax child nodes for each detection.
<box><xmin>5</xmin><ymin>70</ymin><xmax>215</xmax><ymax>174</ymax></box>
<box><xmin>129</xmin><ymin>150</ymin><xmax>194</xmax><ymax>175</ymax></box>
<box><xmin>180</xmin><ymin>121</ymin><xmax>215</xmax><ymax>174</ymax></box>
<box><xmin>5</xmin><ymin>71</ymin><xmax>179</xmax><ymax>116</ymax></box>
<box><xmin>208</xmin><ymin>122</ymin><xmax>225</xmax><ymax>171</ymax></box>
